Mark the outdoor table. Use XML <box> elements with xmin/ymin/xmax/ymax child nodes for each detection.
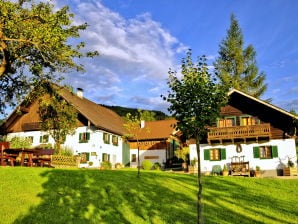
<box><xmin>20</xmin><ymin>148</ymin><xmax>38</xmax><ymax>167</ymax></box>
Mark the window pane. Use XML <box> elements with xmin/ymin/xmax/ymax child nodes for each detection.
<box><xmin>131</xmin><ymin>154</ymin><xmax>136</xmax><ymax>162</ymax></box>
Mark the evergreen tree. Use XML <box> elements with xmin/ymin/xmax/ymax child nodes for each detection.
<box><xmin>214</xmin><ymin>14</ymin><xmax>267</xmax><ymax>98</ymax></box>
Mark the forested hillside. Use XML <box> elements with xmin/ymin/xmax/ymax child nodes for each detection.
<box><xmin>101</xmin><ymin>105</ymin><xmax>170</xmax><ymax>120</ymax></box>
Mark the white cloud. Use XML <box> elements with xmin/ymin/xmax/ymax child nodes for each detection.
<box><xmin>57</xmin><ymin>0</ymin><xmax>187</xmax><ymax>111</ymax></box>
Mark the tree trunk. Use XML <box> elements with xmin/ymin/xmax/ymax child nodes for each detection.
<box><xmin>196</xmin><ymin>134</ymin><xmax>203</xmax><ymax>224</ymax></box>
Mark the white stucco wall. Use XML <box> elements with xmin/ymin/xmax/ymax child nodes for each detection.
<box><xmin>130</xmin><ymin>148</ymin><xmax>166</xmax><ymax>168</ymax></box>
<box><xmin>189</xmin><ymin>139</ymin><xmax>297</xmax><ymax>173</ymax></box>
<box><xmin>6</xmin><ymin>126</ymin><xmax>123</xmax><ymax>168</ymax></box>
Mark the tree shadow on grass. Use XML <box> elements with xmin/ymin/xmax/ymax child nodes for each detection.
<box><xmin>13</xmin><ymin>169</ymin><xmax>198</xmax><ymax>224</ymax></box>
<box><xmin>201</xmin><ymin>176</ymin><xmax>298</xmax><ymax>224</ymax></box>
<box><xmin>12</xmin><ymin>170</ymin><xmax>298</xmax><ymax>224</ymax></box>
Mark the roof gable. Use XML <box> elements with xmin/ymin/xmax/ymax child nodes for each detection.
<box><xmin>1</xmin><ymin>85</ymin><xmax>125</xmax><ymax>135</ymax></box>
<box><xmin>228</xmin><ymin>89</ymin><xmax>297</xmax><ymax>120</ymax></box>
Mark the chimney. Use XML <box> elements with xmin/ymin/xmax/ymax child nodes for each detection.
<box><xmin>77</xmin><ymin>88</ymin><xmax>83</xmax><ymax>98</ymax></box>
<box><xmin>140</xmin><ymin>120</ymin><xmax>145</xmax><ymax>129</ymax></box>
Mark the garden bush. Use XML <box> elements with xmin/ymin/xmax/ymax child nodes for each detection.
<box><xmin>142</xmin><ymin>160</ymin><xmax>153</xmax><ymax>170</ymax></box>
<box><xmin>101</xmin><ymin>161</ymin><xmax>112</xmax><ymax>170</ymax></box>
<box><xmin>211</xmin><ymin>165</ymin><xmax>222</xmax><ymax>175</ymax></box>
<box><xmin>153</xmin><ymin>162</ymin><xmax>161</xmax><ymax>170</ymax></box>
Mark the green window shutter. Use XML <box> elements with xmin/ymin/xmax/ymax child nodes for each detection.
<box><xmin>86</xmin><ymin>132</ymin><xmax>90</xmax><ymax>140</ymax></box>
<box><xmin>272</xmin><ymin>146</ymin><xmax>278</xmax><ymax>158</ymax></box>
<box><xmin>253</xmin><ymin>147</ymin><xmax>260</xmax><ymax>158</ymax></box>
<box><xmin>86</xmin><ymin>152</ymin><xmax>90</xmax><ymax>161</ymax></box>
<box><xmin>204</xmin><ymin>149</ymin><xmax>210</xmax><ymax>160</ymax></box>
<box><xmin>220</xmin><ymin>148</ymin><xmax>226</xmax><ymax>160</ymax></box>
<box><xmin>79</xmin><ymin>133</ymin><xmax>82</xmax><ymax>141</ymax></box>
<box><xmin>39</xmin><ymin>136</ymin><xmax>42</xmax><ymax>143</ymax></box>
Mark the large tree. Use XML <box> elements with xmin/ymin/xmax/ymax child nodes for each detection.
<box><xmin>162</xmin><ymin>50</ymin><xmax>228</xmax><ymax>223</ymax></box>
<box><xmin>214</xmin><ymin>14</ymin><xmax>267</xmax><ymax>98</ymax></box>
<box><xmin>0</xmin><ymin>0</ymin><xmax>98</xmax><ymax>115</ymax></box>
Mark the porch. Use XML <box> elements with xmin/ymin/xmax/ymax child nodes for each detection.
<box><xmin>207</xmin><ymin>123</ymin><xmax>271</xmax><ymax>144</ymax></box>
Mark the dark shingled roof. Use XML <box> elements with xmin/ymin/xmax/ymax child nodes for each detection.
<box><xmin>58</xmin><ymin>88</ymin><xmax>125</xmax><ymax>135</ymax></box>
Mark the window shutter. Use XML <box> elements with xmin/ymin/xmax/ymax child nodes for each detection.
<box><xmin>79</xmin><ymin>133</ymin><xmax>82</xmax><ymax>141</ymax></box>
<box><xmin>86</xmin><ymin>132</ymin><xmax>90</xmax><ymax>140</ymax></box>
<box><xmin>204</xmin><ymin>149</ymin><xmax>210</xmax><ymax>160</ymax></box>
<box><xmin>220</xmin><ymin>148</ymin><xmax>226</xmax><ymax>160</ymax></box>
<box><xmin>39</xmin><ymin>136</ymin><xmax>42</xmax><ymax>143</ymax></box>
<box><xmin>272</xmin><ymin>146</ymin><xmax>278</xmax><ymax>158</ymax></box>
<box><xmin>253</xmin><ymin>147</ymin><xmax>260</xmax><ymax>158</ymax></box>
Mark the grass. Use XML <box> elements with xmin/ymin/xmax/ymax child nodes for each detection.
<box><xmin>0</xmin><ymin>167</ymin><xmax>297</xmax><ymax>224</ymax></box>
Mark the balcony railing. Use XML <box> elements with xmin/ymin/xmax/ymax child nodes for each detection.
<box><xmin>207</xmin><ymin>123</ymin><xmax>271</xmax><ymax>144</ymax></box>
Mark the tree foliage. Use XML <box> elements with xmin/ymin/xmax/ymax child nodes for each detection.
<box><xmin>38</xmin><ymin>83</ymin><xmax>77</xmax><ymax>154</ymax></box>
<box><xmin>0</xmin><ymin>0</ymin><xmax>98</xmax><ymax>115</ymax></box>
<box><xmin>214</xmin><ymin>14</ymin><xmax>267</xmax><ymax>98</ymax></box>
<box><xmin>162</xmin><ymin>50</ymin><xmax>228</xmax><ymax>223</ymax></box>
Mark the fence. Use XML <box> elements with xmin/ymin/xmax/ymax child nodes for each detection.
<box><xmin>52</xmin><ymin>155</ymin><xmax>81</xmax><ymax>168</ymax></box>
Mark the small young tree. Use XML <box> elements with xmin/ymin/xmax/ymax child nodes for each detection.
<box><xmin>162</xmin><ymin>50</ymin><xmax>228</xmax><ymax>223</ymax></box>
<box><xmin>123</xmin><ymin>110</ymin><xmax>150</xmax><ymax>177</ymax></box>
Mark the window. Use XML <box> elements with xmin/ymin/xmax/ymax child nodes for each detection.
<box><xmin>103</xmin><ymin>133</ymin><xmax>110</xmax><ymax>144</ymax></box>
<box><xmin>102</xmin><ymin>153</ymin><xmax>110</xmax><ymax>162</ymax></box>
<box><xmin>240</xmin><ymin>116</ymin><xmax>259</xmax><ymax>126</ymax></box>
<box><xmin>27</xmin><ymin>136</ymin><xmax>34</xmax><ymax>144</ymax></box>
<box><xmin>131</xmin><ymin>154</ymin><xmax>137</xmax><ymax>162</ymax></box>
<box><xmin>39</xmin><ymin>135</ymin><xmax>49</xmax><ymax>143</ymax></box>
<box><xmin>218</xmin><ymin>117</ymin><xmax>236</xmax><ymax>127</ymax></box>
<box><xmin>253</xmin><ymin>146</ymin><xmax>278</xmax><ymax>159</ymax></box>
<box><xmin>112</xmin><ymin>135</ymin><xmax>118</xmax><ymax>146</ymax></box>
<box><xmin>204</xmin><ymin>148</ymin><xmax>226</xmax><ymax>161</ymax></box>
<box><xmin>79</xmin><ymin>132</ymin><xmax>90</xmax><ymax>143</ymax></box>
<box><xmin>79</xmin><ymin>152</ymin><xmax>89</xmax><ymax>163</ymax></box>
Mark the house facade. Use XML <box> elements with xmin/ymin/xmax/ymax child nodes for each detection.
<box><xmin>128</xmin><ymin>119</ymin><xmax>180</xmax><ymax>168</ymax></box>
<box><xmin>0</xmin><ymin>87</ymin><xmax>128</xmax><ymax>168</ymax></box>
<box><xmin>189</xmin><ymin>89</ymin><xmax>298</xmax><ymax>177</ymax></box>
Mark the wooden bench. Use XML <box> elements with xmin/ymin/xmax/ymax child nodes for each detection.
<box><xmin>230</xmin><ymin>161</ymin><xmax>250</xmax><ymax>176</ymax></box>
<box><xmin>2</xmin><ymin>149</ymin><xmax>20</xmax><ymax>166</ymax></box>
<box><xmin>32</xmin><ymin>149</ymin><xmax>55</xmax><ymax>167</ymax></box>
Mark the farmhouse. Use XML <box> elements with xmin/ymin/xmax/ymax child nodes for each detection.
<box><xmin>128</xmin><ymin>119</ymin><xmax>180</xmax><ymax>168</ymax></box>
<box><xmin>189</xmin><ymin>89</ymin><xmax>298</xmax><ymax>177</ymax></box>
<box><xmin>0</xmin><ymin>86</ymin><xmax>127</xmax><ymax>168</ymax></box>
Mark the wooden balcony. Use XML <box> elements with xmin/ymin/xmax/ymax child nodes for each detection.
<box><xmin>207</xmin><ymin>123</ymin><xmax>271</xmax><ymax>144</ymax></box>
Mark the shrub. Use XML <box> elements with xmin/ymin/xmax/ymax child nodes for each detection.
<box><xmin>57</xmin><ymin>146</ymin><xmax>73</xmax><ymax>156</ymax></box>
<box><xmin>211</xmin><ymin>165</ymin><xmax>222</xmax><ymax>175</ymax></box>
<box><xmin>101</xmin><ymin>161</ymin><xmax>112</xmax><ymax>170</ymax></box>
<box><xmin>153</xmin><ymin>162</ymin><xmax>161</xmax><ymax>170</ymax></box>
<box><xmin>142</xmin><ymin>160</ymin><xmax>153</xmax><ymax>170</ymax></box>
<box><xmin>7</xmin><ymin>136</ymin><xmax>32</xmax><ymax>148</ymax></box>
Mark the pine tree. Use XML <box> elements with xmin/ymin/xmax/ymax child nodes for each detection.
<box><xmin>214</xmin><ymin>14</ymin><xmax>267</xmax><ymax>98</ymax></box>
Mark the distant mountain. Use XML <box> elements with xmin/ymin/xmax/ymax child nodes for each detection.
<box><xmin>101</xmin><ymin>105</ymin><xmax>170</xmax><ymax>120</ymax></box>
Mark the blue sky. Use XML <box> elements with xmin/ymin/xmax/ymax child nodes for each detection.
<box><xmin>54</xmin><ymin>0</ymin><xmax>298</xmax><ymax>114</ymax></box>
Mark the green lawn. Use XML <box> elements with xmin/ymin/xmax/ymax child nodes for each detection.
<box><xmin>0</xmin><ymin>167</ymin><xmax>297</xmax><ymax>224</ymax></box>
